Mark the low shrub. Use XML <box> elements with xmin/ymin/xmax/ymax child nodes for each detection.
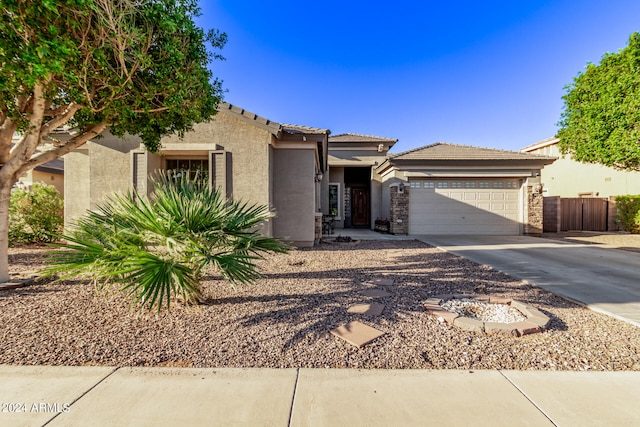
<box><xmin>9</xmin><ymin>182</ymin><xmax>64</xmax><ymax>244</ymax></box>
<box><xmin>45</xmin><ymin>173</ymin><xmax>289</xmax><ymax>311</ymax></box>
<box><xmin>615</xmin><ymin>195</ymin><xmax>640</xmax><ymax>233</ymax></box>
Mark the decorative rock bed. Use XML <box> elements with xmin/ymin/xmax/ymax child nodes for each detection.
<box><xmin>424</xmin><ymin>294</ymin><xmax>551</xmax><ymax>337</ymax></box>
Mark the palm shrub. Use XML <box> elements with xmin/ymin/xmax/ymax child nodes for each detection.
<box><xmin>9</xmin><ymin>182</ymin><xmax>64</xmax><ymax>244</ymax></box>
<box><xmin>44</xmin><ymin>173</ymin><xmax>289</xmax><ymax>310</ymax></box>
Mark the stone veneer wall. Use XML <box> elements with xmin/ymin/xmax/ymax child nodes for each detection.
<box><xmin>525</xmin><ymin>186</ymin><xmax>543</xmax><ymax>234</ymax></box>
<box><xmin>390</xmin><ymin>185</ymin><xmax>409</xmax><ymax>235</ymax></box>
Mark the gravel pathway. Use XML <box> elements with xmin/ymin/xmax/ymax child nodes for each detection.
<box><xmin>3</xmin><ymin>240</ymin><xmax>640</xmax><ymax>370</ymax></box>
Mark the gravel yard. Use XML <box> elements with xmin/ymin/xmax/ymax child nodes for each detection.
<box><xmin>541</xmin><ymin>231</ymin><xmax>640</xmax><ymax>253</ymax></box>
<box><xmin>3</xmin><ymin>240</ymin><xmax>640</xmax><ymax>370</ymax></box>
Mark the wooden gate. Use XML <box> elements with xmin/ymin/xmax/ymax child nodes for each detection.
<box><xmin>560</xmin><ymin>198</ymin><xmax>608</xmax><ymax>231</ymax></box>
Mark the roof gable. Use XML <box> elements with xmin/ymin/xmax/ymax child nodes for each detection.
<box><xmin>218</xmin><ymin>102</ymin><xmax>330</xmax><ymax>137</ymax></box>
<box><xmin>391</xmin><ymin>142</ymin><xmax>553</xmax><ymax>161</ymax></box>
<box><xmin>520</xmin><ymin>137</ymin><xmax>559</xmax><ymax>152</ymax></box>
<box><xmin>330</xmin><ymin>133</ymin><xmax>397</xmax><ymax>143</ymax></box>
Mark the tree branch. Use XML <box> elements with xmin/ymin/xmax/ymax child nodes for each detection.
<box><xmin>132</xmin><ymin>107</ymin><xmax>170</xmax><ymax>113</ymax></box>
<box><xmin>15</xmin><ymin>122</ymin><xmax>108</xmax><ymax>176</ymax></box>
<box><xmin>0</xmin><ymin>117</ymin><xmax>17</xmax><ymax>165</ymax></box>
<box><xmin>40</xmin><ymin>103</ymin><xmax>83</xmax><ymax>135</ymax></box>
<box><xmin>2</xmin><ymin>82</ymin><xmax>49</xmax><ymax>181</ymax></box>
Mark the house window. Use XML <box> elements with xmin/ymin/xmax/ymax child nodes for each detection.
<box><xmin>493</xmin><ymin>181</ymin><xmax>505</xmax><ymax>188</ymax></box>
<box><xmin>166</xmin><ymin>158</ymin><xmax>209</xmax><ymax>182</ymax></box>
<box><xmin>478</xmin><ymin>181</ymin><xmax>490</xmax><ymax>188</ymax></box>
<box><xmin>410</xmin><ymin>181</ymin><xmax>421</xmax><ymax>189</ymax></box>
<box><xmin>328</xmin><ymin>183</ymin><xmax>342</xmax><ymax>219</ymax></box>
<box><xmin>424</xmin><ymin>182</ymin><xmax>435</xmax><ymax>188</ymax></box>
<box><xmin>437</xmin><ymin>181</ymin><xmax>448</xmax><ymax>188</ymax></box>
<box><xmin>451</xmin><ymin>182</ymin><xmax>463</xmax><ymax>188</ymax></box>
<box><xmin>465</xmin><ymin>182</ymin><xmax>476</xmax><ymax>188</ymax></box>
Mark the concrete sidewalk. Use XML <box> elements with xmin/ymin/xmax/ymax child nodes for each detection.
<box><xmin>2</xmin><ymin>365</ymin><xmax>640</xmax><ymax>426</ymax></box>
<box><xmin>417</xmin><ymin>235</ymin><xmax>640</xmax><ymax>327</ymax></box>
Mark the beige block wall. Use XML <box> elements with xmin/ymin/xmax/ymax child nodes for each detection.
<box><xmin>64</xmin><ymin>134</ymin><xmax>141</xmax><ymax>228</ymax></box>
<box><xmin>63</xmin><ymin>149</ymin><xmax>90</xmax><ymax>229</ymax></box>
<box><xmin>18</xmin><ymin>170</ymin><xmax>64</xmax><ymax>196</ymax></box>
<box><xmin>272</xmin><ymin>148</ymin><xmax>316</xmax><ymax>246</ymax></box>
<box><xmin>90</xmin><ymin>136</ymin><xmax>141</xmax><ymax>208</ymax></box>
<box><xmin>162</xmin><ymin>112</ymin><xmax>272</xmax><ymax>209</ymax></box>
<box><xmin>529</xmin><ymin>146</ymin><xmax>640</xmax><ymax>197</ymax></box>
<box><xmin>328</xmin><ymin>150</ymin><xmax>388</xmax><ymax>166</ymax></box>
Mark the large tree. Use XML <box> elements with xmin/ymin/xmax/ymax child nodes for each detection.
<box><xmin>0</xmin><ymin>0</ymin><xmax>226</xmax><ymax>282</ymax></box>
<box><xmin>557</xmin><ymin>32</ymin><xmax>640</xmax><ymax>171</ymax></box>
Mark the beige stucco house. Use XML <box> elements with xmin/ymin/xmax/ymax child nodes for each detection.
<box><xmin>521</xmin><ymin>137</ymin><xmax>640</xmax><ymax>197</ymax></box>
<box><xmin>64</xmin><ymin>103</ymin><xmax>328</xmax><ymax>247</ymax></box>
<box><xmin>65</xmin><ymin>103</ymin><xmax>556</xmax><ymax>241</ymax></box>
<box><xmin>17</xmin><ymin>157</ymin><xmax>64</xmax><ymax>196</ymax></box>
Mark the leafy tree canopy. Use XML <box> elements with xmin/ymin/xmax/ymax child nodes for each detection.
<box><xmin>0</xmin><ymin>0</ymin><xmax>226</xmax><ymax>282</ymax></box>
<box><xmin>0</xmin><ymin>0</ymin><xmax>225</xmax><ymax>173</ymax></box>
<box><xmin>557</xmin><ymin>32</ymin><xmax>640</xmax><ymax>171</ymax></box>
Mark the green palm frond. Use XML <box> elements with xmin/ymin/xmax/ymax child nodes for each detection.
<box><xmin>44</xmin><ymin>171</ymin><xmax>289</xmax><ymax>310</ymax></box>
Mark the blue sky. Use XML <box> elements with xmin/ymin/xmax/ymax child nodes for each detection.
<box><xmin>196</xmin><ymin>1</ymin><xmax>640</xmax><ymax>154</ymax></box>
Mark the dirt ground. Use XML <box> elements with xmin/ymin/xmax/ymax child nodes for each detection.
<box><xmin>540</xmin><ymin>231</ymin><xmax>640</xmax><ymax>253</ymax></box>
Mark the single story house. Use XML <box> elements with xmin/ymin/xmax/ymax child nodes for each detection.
<box><xmin>521</xmin><ymin>137</ymin><xmax>640</xmax><ymax>198</ymax></box>
<box><xmin>65</xmin><ymin>103</ymin><xmax>555</xmax><ymax>244</ymax></box>
<box><xmin>16</xmin><ymin>157</ymin><xmax>64</xmax><ymax>196</ymax></box>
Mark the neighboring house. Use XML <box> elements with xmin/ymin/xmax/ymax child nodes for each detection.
<box><xmin>16</xmin><ymin>157</ymin><xmax>64</xmax><ymax>197</ymax></box>
<box><xmin>375</xmin><ymin>143</ymin><xmax>555</xmax><ymax>235</ymax></box>
<box><xmin>11</xmin><ymin>135</ymin><xmax>65</xmax><ymax>196</ymax></box>
<box><xmin>521</xmin><ymin>137</ymin><xmax>640</xmax><ymax>197</ymax></box>
<box><xmin>64</xmin><ymin>103</ymin><xmax>329</xmax><ymax>247</ymax></box>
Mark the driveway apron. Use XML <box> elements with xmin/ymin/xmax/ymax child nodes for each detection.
<box><xmin>415</xmin><ymin>235</ymin><xmax>640</xmax><ymax>327</ymax></box>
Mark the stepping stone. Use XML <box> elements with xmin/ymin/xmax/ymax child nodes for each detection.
<box><xmin>330</xmin><ymin>321</ymin><xmax>385</xmax><ymax>348</ymax></box>
<box><xmin>370</xmin><ymin>277</ymin><xmax>394</xmax><ymax>286</ymax></box>
<box><xmin>386</xmin><ymin>250</ymin><xmax>404</xmax><ymax>258</ymax></box>
<box><xmin>347</xmin><ymin>303</ymin><xmax>385</xmax><ymax>316</ymax></box>
<box><xmin>360</xmin><ymin>289</ymin><xmax>391</xmax><ymax>298</ymax></box>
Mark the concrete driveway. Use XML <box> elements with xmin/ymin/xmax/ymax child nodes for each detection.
<box><xmin>416</xmin><ymin>235</ymin><xmax>640</xmax><ymax>327</ymax></box>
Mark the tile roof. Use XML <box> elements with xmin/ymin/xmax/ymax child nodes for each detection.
<box><xmin>390</xmin><ymin>142</ymin><xmax>554</xmax><ymax>161</ymax></box>
<box><xmin>36</xmin><ymin>157</ymin><xmax>64</xmax><ymax>173</ymax></box>
<box><xmin>219</xmin><ymin>102</ymin><xmax>329</xmax><ymax>135</ymax></box>
<box><xmin>218</xmin><ymin>102</ymin><xmax>281</xmax><ymax>133</ymax></box>
<box><xmin>329</xmin><ymin>133</ymin><xmax>397</xmax><ymax>143</ymax></box>
<box><xmin>282</xmin><ymin>124</ymin><xmax>330</xmax><ymax>134</ymax></box>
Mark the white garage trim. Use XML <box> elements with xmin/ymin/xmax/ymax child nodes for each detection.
<box><xmin>408</xmin><ymin>179</ymin><xmax>522</xmax><ymax>235</ymax></box>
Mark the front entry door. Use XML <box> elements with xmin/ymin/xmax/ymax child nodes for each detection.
<box><xmin>351</xmin><ymin>187</ymin><xmax>370</xmax><ymax>226</ymax></box>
